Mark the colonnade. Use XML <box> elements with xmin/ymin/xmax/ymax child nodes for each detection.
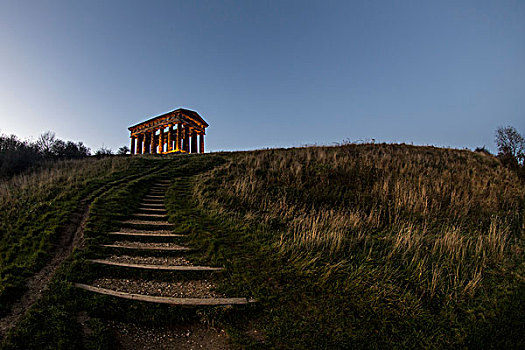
<box><xmin>130</xmin><ymin>123</ymin><xmax>204</xmax><ymax>155</ymax></box>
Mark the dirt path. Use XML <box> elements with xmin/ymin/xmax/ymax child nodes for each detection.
<box><xmin>0</xmin><ymin>199</ymin><xmax>91</xmax><ymax>340</ymax></box>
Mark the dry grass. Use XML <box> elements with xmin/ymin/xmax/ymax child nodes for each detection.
<box><xmin>0</xmin><ymin>157</ymin><xmax>129</xmax><ymax>210</ymax></box>
<box><xmin>195</xmin><ymin>144</ymin><xmax>524</xmax><ymax>301</ymax></box>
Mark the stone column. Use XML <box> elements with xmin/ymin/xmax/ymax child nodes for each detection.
<box><xmin>167</xmin><ymin>125</ymin><xmax>173</xmax><ymax>152</ymax></box>
<box><xmin>183</xmin><ymin>127</ymin><xmax>190</xmax><ymax>152</ymax></box>
<box><xmin>130</xmin><ymin>136</ymin><xmax>136</xmax><ymax>155</ymax></box>
<box><xmin>137</xmin><ymin>134</ymin><xmax>143</xmax><ymax>155</ymax></box>
<box><xmin>199</xmin><ymin>134</ymin><xmax>205</xmax><ymax>154</ymax></box>
<box><xmin>191</xmin><ymin>130</ymin><xmax>198</xmax><ymax>154</ymax></box>
<box><xmin>158</xmin><ymin>128</ymin><xmax>164</xmax><ymax>154</ymax></box>
<box><xmin>151</xmin><ymin>130</ymin><xmax>156</xmax><ymax>154</ymax></box>
<box><xmin>143</xmin><ymin>134</ymin><xmax>148</xmax><ymax>154</ymax></box>
<box><xmin>176</xmin><ymin>123</ymin><xmax>182</xmax><ymax>151</ymax></box>
<box><xmin>144</xmin><ymin>133</ymin><xmax>150</xmax><ymax>154</ymax></box>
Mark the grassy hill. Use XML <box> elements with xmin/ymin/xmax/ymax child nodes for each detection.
<box><xmin>1</xmin><ymin>144</ymin><xmax>523</xmax><ymax>349</ymax></box>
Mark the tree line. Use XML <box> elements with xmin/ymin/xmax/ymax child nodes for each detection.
<box><xmin>0</xmin><ymin>131</ymin><xmax>127</xmax><ymax>179</ymax></box>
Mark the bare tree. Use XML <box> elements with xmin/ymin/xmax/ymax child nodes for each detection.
<box><xmin>36</xmin><ymin>131</ymin><xmax>56</xmax><ymax>157</ymax></box>
<box><xmin>495</xmin><ymin>126</ymin><xmax>525</xmax><ymax>166</ymax></box>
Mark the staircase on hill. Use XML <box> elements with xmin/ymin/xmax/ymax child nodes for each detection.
<box><xmin>75</xmin><ymin>180</ymin><xmax>252</xmax><ymax>306</ymax></box>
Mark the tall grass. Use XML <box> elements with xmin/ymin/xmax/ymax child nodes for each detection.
<box><xmin>195</xmin><ymin>144</ymin><xmax>523</xmax><ymax>303</ymax></box>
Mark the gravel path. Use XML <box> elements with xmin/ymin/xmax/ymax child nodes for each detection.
<box><xmin>92</xmin><ymin>278</ymin><xmax>222</xmax><ymax>298</ymax></box>
<box><xmin>105</xmin><ymin>255</ymin><xmax>193</xmax><ymax>266</ymax></box>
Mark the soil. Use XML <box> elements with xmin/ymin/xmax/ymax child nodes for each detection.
<box><xmin>109</xmin><ymin>321</ymin><xmax>230</xmax><ymax>350</ymax></box>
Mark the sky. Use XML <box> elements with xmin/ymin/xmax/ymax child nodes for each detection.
<box><xmin>0</xmin><ymin>0</ymin><xmax>524</xmax><ymax>153</ymax></box>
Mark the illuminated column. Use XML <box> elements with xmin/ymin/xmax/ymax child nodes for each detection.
<box><xmin>167</xmin><ymin>125</ymin><xmax>173</xmax><ymax>152</ymax></box>
<box><xmin>130</xmin><ymin>136</ymin><xmax>136</xmax><ymax>155</ymax></box>
<box><xmin>150</xmin><ymin>130</ymin><xmax>156</xmax><ymax>154</ymax></box>
<box><xmin>199</xmin><ymin>134</ymin><xmax>205</xmax><ymax>153</ymax></box>
<box><xmin>142</xmin><ymin>133</ymin><xmax>148</xmax><ymax>154</ymax></box>
<box><xmin>158</xmin><ymin>128</ymin><xmax>164</xmax><ymax>154</ymax></box>
<box><xmin>191</xmin><ymin>130</ymin><xmax>197</xmax><ymax>153</ymax></box>
<box><xmin>183</xmin><ymin>127</ymin><xmax>190</xmax><ymax>152</ymax></box>
<box><xmin>171</xmin><ymin>127</ymin><xmax>176</xmax><ymax>150</ymax></box>
<box><xmin>137</xmin><ymin>135</ymin><xmax>143</xmax><ymax>155</ymax></box>
<box><xmin>176</xmin><ymin>123</ymin><xmax>182</xmax><ymax>151</ymax></box>
<box><xmin>143</xmin><ymin>133</ymin><xmax>151</xmax><ymax>154</ymax></box>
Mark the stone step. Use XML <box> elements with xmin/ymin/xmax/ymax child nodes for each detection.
<box><xmin>144</xmin><ymin>195</ymin><xmax>164</xmax><ymax>199</ymax></box>
<box><xmin>108</xmin><ymin>232</ymin><xmax>182</xmax><ymax>238</ymax></box>
<box><xmin>74</xmin><ymin>285</ymin><xmax>252</xmax><ymax>306</ymax></box>
<box><xmin>88</xmin><ymin>259</ymin><xmax>223</xmax><ymax>271</ymax></box>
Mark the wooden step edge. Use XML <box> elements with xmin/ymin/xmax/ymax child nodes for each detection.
<box><xmin>134</xmin><ymin>213</ymin><xmax>168</xmax><ymax>217</ymax></box>
<box><xmin>101</xmin><ymin>244</ymin><xmax>190</xmax><ymax>251</ymax></box>
<box><xmin>74</xmin><ymin>284</ymin><xmax>252</xmax><ymax>305</ymax></box>
<box><xmin>120</xmin><ymin>220</ymin><xmax>174</xmax><ymax>226</ymax></box>
<box><xmin>137</xmin><ymin>207</ymin><xmax>167</xmax><ymax>210</ymax></box>
<box><xmin>88</xmin><ymin>259</ymin><xmax>223</xmax><ymax>271</ymax></box>
<box><xmin>137</xmin><ymin>209</ymin><xmax>167</xmax><ymax>213</ymax></box>
<box><xmin>138</xmin><ymin>204</ymin><xmax>166</xmax><ymax>208</ymax></box>
<box><xmin>108</xmin><ymin>232</ymin><xmax>183</xmax><ymax>237</ymax></box>
<box><xmin>131</xmin><ymin>217</ymin><xmax>169</xmax><ymax>221</ymax></box>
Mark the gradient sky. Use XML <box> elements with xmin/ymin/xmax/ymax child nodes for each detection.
<box><xmin>0</xmin><ymin>0</ymin><xmax>524</xmax><ymax>153</ymax></box>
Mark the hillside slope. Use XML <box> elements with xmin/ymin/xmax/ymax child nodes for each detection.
<box><xmin>193</xmin><ymin>144</ymin><xmax>524</xmax><ymax>348</ymax></box>
<box><xmin>0</xmin><ymin>145</ymin><xmax>523</xmax><ymax>349</ymax></box>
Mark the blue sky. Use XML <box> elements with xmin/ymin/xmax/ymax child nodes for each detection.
<box><xmin>0</xmin><ymin>0</ymin><xmax>523</xmax><ymax>153</ymax></box>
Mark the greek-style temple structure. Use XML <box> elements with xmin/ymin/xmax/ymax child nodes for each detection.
<box><xmin>128</xmin><ymin>108</ymin><xmax>208</xmax><ymax>155</ymax></box>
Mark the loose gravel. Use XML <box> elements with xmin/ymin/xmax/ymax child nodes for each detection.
<box><xmin>92</xmin><ymin>278</ymin><xmax>222</xmax><ymax>298</ymax></box>
<box><xmin>122</xmin><ymin>220</ymin><xmax>172</xmax><ymax>225</ymax></box>
<box><xmin>109</xmin><ymin>321</ymin><xmax>230</xmax><ymax>350</ymax></box>
<box><xmin>105</xmin><ymin>255</ymin><xmax>193</xmax><ymax>266</ymax></box>
<box><xmin>108</xmin><ymin>241</ymin><xmax>186</xmax><ymax>249</ymax></box>
<box><xmin>111</xmin><ymin>228</ymin><xmax>173</xmax><ymax>235</ymax></box>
